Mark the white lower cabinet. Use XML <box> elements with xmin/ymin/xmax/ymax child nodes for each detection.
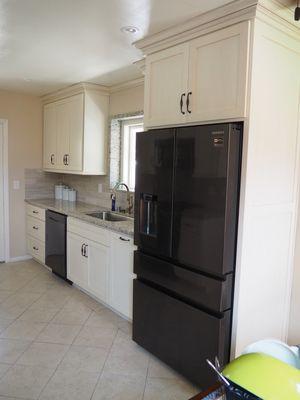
<box><xmin>110</xmin><ymin>232</ymin><xmax>136</xmax><ymax>320</ymax></box>
<box><xmin>67</xmin><ymin>218</ymin><xmax>135</xmax><ymax>318</ymax></box>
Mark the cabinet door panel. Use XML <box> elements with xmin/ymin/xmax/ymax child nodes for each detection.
<box><xmin>144</xmin><ymin>43</ymin><xmax>189</xmax><ymax>128</ymax></box>
<box><xmin>87</xmin><ymin>239</ymin><xmax>109</xmax><ymax>303</ymax></box>
<box><xmin>188</xmin><ymin>22</ymin><xmax>250</xmax><ymax>122</ymax></box>
<box><xmin>56</xmin><ymin>101</ymin><xmax>69</xmax><ymax>170</ymax></box>
<box><xmin>43</xmin><ymin>104</ymin><xmax>57</xmax><ymax>169</ymax></box>
<box><xmin>110</xmin><ymin>234</ymin><xmax>135</xmax><ymax>319</ymax></box>
<box><xmin>67</xmin><ymin>94</ymin><xmax>84</xmax><ymax>171</ymax></box>
<box><xmin>67</xmin><ymin>232</ymin><xmax>88</xmax><ymax>287</ymax></box>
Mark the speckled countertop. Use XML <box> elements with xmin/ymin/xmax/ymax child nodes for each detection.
<box><xmin>25</xmin><ymin>198</ymin><xmax>134</xmax><ymax>237</ymax></box>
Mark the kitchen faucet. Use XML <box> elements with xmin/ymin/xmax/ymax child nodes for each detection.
<box><xmin>112</xmin><ymin>182</ymin><xmax>134</xmax><ymax>215</ymax></box>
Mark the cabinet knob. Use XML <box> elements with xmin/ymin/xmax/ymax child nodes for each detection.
<box><xmin>32</xmin><ymin>210</ymin><xmax>38</xmax><ymax>214</ymax></box>
<box><xmin>33</xmin><ymin>246</ymin><xmax>39</xmax><ymax>251</ymax></box>
<box><xmin>32</xmin><ymin>226</ymin><xmax>38</xmax><ymax>230</ymax></box>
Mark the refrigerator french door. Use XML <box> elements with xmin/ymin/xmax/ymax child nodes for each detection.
<box><xmin>133</xmin><ymin>123</ymin><xmax>243</xmax><ymax>387</ymax></box>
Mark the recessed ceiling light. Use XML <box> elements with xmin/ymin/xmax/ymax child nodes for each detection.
<box><xmin>121</xmin><ymin>26</ymin><xmax>139</xmax><ymax>34</ymax></box>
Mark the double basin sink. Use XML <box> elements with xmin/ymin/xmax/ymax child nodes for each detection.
<box><xmin>86</xmin><ymin>211</ymin><xmax>133</xmax><ymax>222</ymax></box>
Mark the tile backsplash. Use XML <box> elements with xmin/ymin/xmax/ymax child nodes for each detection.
<box><xmin>25</xmin><ymin>169</ymin><xmax>133</xmax><ymax>212</ymax></box>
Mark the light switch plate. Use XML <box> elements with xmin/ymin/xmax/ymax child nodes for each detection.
<box><xmin>98</xmin><ymin>183</ymin><xmax>103</xmax><ymax>193</ymax></box>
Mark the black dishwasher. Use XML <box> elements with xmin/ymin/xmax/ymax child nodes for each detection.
<box><xmin>46</xmin><ymin>210</ymin><xmax>67</xmax><ymax>280</ymax></box>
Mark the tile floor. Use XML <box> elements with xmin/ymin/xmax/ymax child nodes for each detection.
<box><xmin>0</xmin><ymin>259</ymin><xmax>199</xmax><ymax>400</ymax></box>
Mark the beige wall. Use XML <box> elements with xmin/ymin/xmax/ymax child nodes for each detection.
<box><xmin>109</xmin><ymin>84</ymin><xmax>144</xmax><ymax>116</ymax></box>
<box><xmin>0</xmin><ymin>90</ymin><xmax>43</xmax><ymax>259</ymax></box>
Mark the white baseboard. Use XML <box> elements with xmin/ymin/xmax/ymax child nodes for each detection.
<box><xmin>8</xmin><ymin>255</ymin><xmax>32</xmax><ymax>263</ymax></box>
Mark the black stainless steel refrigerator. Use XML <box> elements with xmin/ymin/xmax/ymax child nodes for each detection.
<box><xmin>133</xmin><ymin>123</ymin><xmax>243</xmax><ymax>387</ymax></box>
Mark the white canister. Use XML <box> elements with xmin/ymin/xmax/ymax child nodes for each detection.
<box><xmin>62</xmin><ymin>187</ymin><xmax>69</xmax><ymax>201</ymax></box>
<box><xmin>55</xmin><ymin>184</ymin><xmax>64</xmax><ymax>200</ymax></box>
<box><xmin>68</xmin><ymin>189</ymin><xmax>77</xmax><ymax>202</ymax></box>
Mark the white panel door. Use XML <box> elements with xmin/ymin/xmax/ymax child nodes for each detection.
<box><xmin>144</xmin><ymin>43</ymin><xmax>189</xmax><ymax>128</ymax></box>
<box><xmin>56</xmin><ymin>100</ymin><xmax>69</xmax><ymax>170</ymax></box>
<box><xmin>43</xmin><ymin>104</ymin><xmax>57</xmax><ymax>169</ymax></box>
<box><xmin>188</xmin><ymin>22</ymin><xmax>250</xmax><ymax>122</ymax></box>
<box><xmin>87</xmin><ymin>239</ymin><xmax>109</xmax><ymax>303</ymax></box>
<box><xmin>110</xmin><ymin>233</ymin><xmax>135</xmax><ymax>319</ymax></box>
<box><xmin>0</xmin><ymin>123</ymin><xmax>4</xmax><ymax>262</ymax></box>
<box><xmin>67</xmin><ymin>94</ymin><xmax>84</xmax><ymax>172</ymax></box>
<box><xmin>67</xmin><ymin>232</ymin><xmax>88</xmax><ymax>288</ymax></box>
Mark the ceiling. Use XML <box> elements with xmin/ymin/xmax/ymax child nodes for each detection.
<box><xmin>0</xmin><ymin>0</ymin><xmax>238</xmax><ymax>95</ymax></box>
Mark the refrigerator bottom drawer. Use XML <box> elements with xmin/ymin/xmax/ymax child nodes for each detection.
<box><xmin>132</xmin><ymin>279</ymin><xmax>231</xmax><ymax>388</ymax></box>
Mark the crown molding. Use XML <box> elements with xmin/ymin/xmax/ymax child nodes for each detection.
<box><xmin>109</xmin><ymin>77</ymin><xmax>144</xmax><ymax>94</ymax></box>
<box><xmin>133</xmin><ymin>59</ymin><xmax>146</xmax><ymax>75</ymax></box>
<box><xmin>42</xmin><ymin>82</ymin><xmax>110</xmax><ymax>104</ymax></box>
<box><xmin>134</xmin><ymin>0</ymin><xmax>258</xmax><ymax>55</ymax></box>
<box><xmin>134</xmin><ymin>0</ymin><xmax>299</xmax><ymax>55</ymax></box>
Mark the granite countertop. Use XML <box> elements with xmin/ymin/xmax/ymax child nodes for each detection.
<box><xmin>25</xmin><ymin>198</ymin><xmax>134</xmax><ymax>237</ymax></box>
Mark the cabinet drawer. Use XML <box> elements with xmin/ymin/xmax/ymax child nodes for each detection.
<box><xmin>27</xmin><ymin>237</ymin><xmax>45</xmax><ymax>264</ymax></box>
<box><xmin>26</xmin><ymin>204</ymin><xmax>45</xmax><ymax>221</ymax></box>
<box><xmin>27</xmin><ymin>216</ymin><xmax>45</xmax><ymax>242</ymax></box>
<box><xmin>68</xmin><ymin>217</ymin><xmax>110</xmax><ymax>246</ymax></box>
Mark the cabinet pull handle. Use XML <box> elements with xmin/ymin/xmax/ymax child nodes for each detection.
<box><xmin>119</xmin><ymin>237</ymin><xmax>130</xmax><ymax>242</ymax></box>
<box><xmin>50</xmin><ymin>154</ymin><xmax>55</xmax><ymax>165</ymax></box>
<box><xmin>180</xmin><ymin>93</ymin><xmax>186</xmax><ymax>115</ymax></box>
<box><xmin>66</xmin><ymin>154</ymin><xmax>69</xmax><ymax>166</ymax></box>
<box><xmin>186</xmin><ymin>91</ymin><xmax>192</xmax><ymax>114</ymax></box>
<box><xmin>84</xmin><ymin>244</ymin><xmax>88</xmax><ymax>258</ymax></box>
<box><xmin>63</xmin><ymin>154</ymin><xmax>68</xmax><ymax>165</ymax></box>
<box><xmin>81</xmin><ymin>244</ymin><xmax>85</xmax><ymax>256</ymax></box>
<box><xmin>32</xmin><ymin>210</ymin><xmax>39</xmax><ymax>214</ymax></box>
<box><xmin>33</xmin><ymin>246</ymin><xmax>39</xmax><ymax>251</ymax></box>
<box><xmin>32</xmin><ymin>226</ymin><xmax>38</xmax><ymax>230</ymax></box>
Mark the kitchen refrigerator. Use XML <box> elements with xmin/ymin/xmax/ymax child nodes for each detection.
<box><xmin>133</xmin><ymin>123</ymin><xmax>243</xmax><ymax>387</ymax></box>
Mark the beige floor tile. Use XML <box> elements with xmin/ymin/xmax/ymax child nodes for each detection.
<box><xmin>0</xmin><ymin>292</ymin><xmax>14</xmax><ymax>304</ymax></box>
<box><xmin>104</xmin><ymin>346</ymin><xmax>149</xmax><ymax>378</ymax></box>
<box><xmin>39</xmin><ymin>367</ymin><xmax>99</xmax><ymax>400</ymax></box>
<box><xmin>18</xmin><ymin>307</ymin><xmax>59</xmax><ymax>323</ymax></box>
<box><xmin>0</xmin><ymin>364</ymin><xmax>55</xmax><ymax>399</ymax></box>
<box><xmin>59</xmin><ymin>345</ymin><xmax>108</xmax><ymax>372</ymax></box>
<box><xmin>0</xmin><ymin>320</ymin><xmax>13</xmax><ymax>334</ymax></box>
<box><xmin>36</xmin><ymin>323</ymin><xmax>82</xmax><ymax>345</ymax></box>
<box><xmin>92</xmin><ymin>371</ymin><xmax>145</xmax><ymax>400</ymax></box>
<box><xmin>0</xmin><ymin>304</ymin><xmax>28</xmax><ymax>320</ymax></box>
<box><xmin>143</xmin><ymin>377</ymin><xmax>198</xmax><ymax>400</ymax></box>
<box><xmin>0</xmin><ymin>320</ymin><xmax>46</xmax><ymax>341</ymax></box>
<box><xmin>1</xmin><ymin>292</ymin><xmax>42</xmax><ymax>308</ymax></box>
<box><xmin>0</xmin><ymin>364</ymin><xmax>11</xmax><ymax>379</ymax></box>
<box><xmin>73</xmin><ymin>325</ymin><xmax>117</xmax><ymax>349</ymax></box>
<box><xmin>16</xmin><ymin>342</ymin><xmax>69</xmax><ymax>368</ymax></box>
<box><xmin>0</xmin><ymin>339</ymin><xmax>31</xmax><ymax>363</ymax></box>
<box><xmin>85</xmin><ymin>310</ymin><xmax>124</xmax><ymax>330</ymax></box>
<box><xmin>148</xmin><ymin>356</ymin><xmax>183</xmax><ymax>380</ymax></box>
<box><xmin>52</xmin><ymin>307</ymin><xmax>92</xmax><ymax>325</ymax></box>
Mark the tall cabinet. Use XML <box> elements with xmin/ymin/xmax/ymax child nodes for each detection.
<box><xmin>135</xmin><ymin>0</ymin><xmax>300</xmax><ymax>356</ymax></box>
<box><xmin>42</xmin><ymin>83</ymin><xmax>109</xmax><ymax>175</ymax></box>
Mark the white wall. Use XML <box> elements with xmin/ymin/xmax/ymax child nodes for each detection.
<box><xmin>0</xmin><ymin>90</ymin><xmax>43</xmax><ymax>260</ymax></box>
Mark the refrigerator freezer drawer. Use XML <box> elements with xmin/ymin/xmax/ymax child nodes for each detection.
<box><xmin>134</xmin><ymin>251</ymin><xmax>233</xmax><ymax>313</ymax></box>
<box><xmin>133</xmin><ymin>279</ymin><xmax>231</xmax><ymax>387</ymax></box>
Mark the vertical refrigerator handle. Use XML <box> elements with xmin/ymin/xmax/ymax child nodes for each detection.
<box><xmin>146</xmin><ymin>201</ymin><xmax>151</xmax><ymax>235</ymax></box>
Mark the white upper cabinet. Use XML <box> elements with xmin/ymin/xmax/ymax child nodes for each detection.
<box><xmin>144</xmin><ymin>43</ymin><xmax>189</xmax><ymax>127</ymax></box>
<box><xmin>43</xmin><ymin>104</ymin><xmax>57</xmax><ymax>170</ymax></box>
<box><xmin>187</xmin><ymin>22</ymin><xmax>250</xmax><ymax>122</ymax></box>
<box><xmin>43</xmin><ymin>84</ymin><xmax>109</xmax><ymax>175</ymax></box>
<box><xmin>143</xmin><ymin>22</ymin><xmax>250</xmax><ymax>128</ymax></box>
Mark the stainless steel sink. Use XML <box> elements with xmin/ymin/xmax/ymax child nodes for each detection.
<box><xmin>86</xmin><ymin>211</ymin><xmax>131</xmax><ymax>222</ymax></box>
